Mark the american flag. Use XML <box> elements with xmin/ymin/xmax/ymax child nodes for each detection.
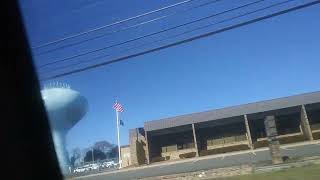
<box><xmin>113</xmin><ymin>102</ymin><xmax>124</xmax><ymax>112</ymax></box>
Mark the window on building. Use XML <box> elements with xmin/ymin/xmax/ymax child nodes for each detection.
<box><xmin>177</xmin><ymin>142</ymin><xmax>194</xmax><ymax>150</ymax></box>
<box><xmin>161</xmin><ymin>145</ymin><xmax>177</xmax><ymax>153</ymax></box>
<box><xmin>207</xmin><ymin>134</ymin><xmax>247</xmax><ymax>147</ymax></box>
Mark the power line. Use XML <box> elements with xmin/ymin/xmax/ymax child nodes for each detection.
<box><xmin>34</xmin><ymin>0</ymin><xmax>222</xmax><ymax>56</ymax></box>
<box><xmin>39</xmin><ymin>0</ymin><xmax>265</xmax><ymax>68</ymax></box>
<box><xmin>40</xmin><ymin>0</ymin><xmax>320</xmax><ymax>81</ymax></box>
<box><xmin>40</xmin><ymin>0</ymin><xmax>295</xmax><ymax>75</ymax></box>
<box><xmin>32</xmin><ymin>0</ymin><xmax>196</xmax><ymax>49</ymax></box>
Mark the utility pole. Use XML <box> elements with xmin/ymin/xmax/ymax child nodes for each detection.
<box><xmin>91</xmin><ymin>146</ymin><xmax>94</xmax><ymax>164</ymax></box>
<box><xmin>264</xmin><ymin>115</ymin><xmax>283</xmax><ymax>164</ymax></box>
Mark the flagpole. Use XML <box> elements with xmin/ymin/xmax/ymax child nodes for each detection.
<box><xmin>116</xmin><ymin>109</ymin><xmax>122</xmax><ymax>169</ymax></box>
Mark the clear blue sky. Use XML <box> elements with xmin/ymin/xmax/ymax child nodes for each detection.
<box><xmin>18</xmin><ymin>0</ymin><xmax>320</xmax><ymax>152</ymax></box>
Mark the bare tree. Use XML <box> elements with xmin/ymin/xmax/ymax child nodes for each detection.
<box><xmin>70</xmin><ymin>147</ymin><xmax>81</xmax><ymax>167</ymax></box>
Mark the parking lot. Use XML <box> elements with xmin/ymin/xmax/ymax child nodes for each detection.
<box><xmin>71</xmin><ymin>160</ymin><xmax>119</xmax><ymax>176</ymax></box>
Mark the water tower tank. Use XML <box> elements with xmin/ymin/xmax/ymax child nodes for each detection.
<box><xmin>41</xmin><ymin>83</ymin><xmax>88</xmax><ymax>174</ymax></box>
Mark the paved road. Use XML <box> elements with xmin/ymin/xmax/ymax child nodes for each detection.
<box><xmin>76</xmin><ymin>141</ymin><xmax>320</xmax><ymax>180</ymax></box>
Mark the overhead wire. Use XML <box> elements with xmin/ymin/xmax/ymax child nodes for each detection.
<box><xmin>40</xmin><ymin>0</ymin><xmax>320</xmax><ymax>80</ymax></box>
<box><xmin>39</xmin><ymin>0</ymin><xmax>265</xmax><ymax>68</ymax></box>
<box><xmin>34</xmin><ymin>0</ymin><xmax>222</xmax><ymax>56</ymax></box>
<box><xmin>43</xmin><ymin>0</ymin><xmax>295</xmax><ymax>74</ymax></box>
<box><xmin>41</xmin><ymin>0</ymin><xmax>279</xmax><ymax>74</ymax></box>
<box><xmin>32</xmin><ymin>0</ymin><xmax>197</xmax><ymax>49</ymax></box>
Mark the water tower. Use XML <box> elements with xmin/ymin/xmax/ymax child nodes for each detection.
<box><xmin>41</xmin><ymin>83</ymin><xmax>88</xmax><ymax>174</ymax></box>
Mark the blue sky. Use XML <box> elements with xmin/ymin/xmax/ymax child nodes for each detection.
<box><xmin>18</xmin><ymin>0</ymin><xmax>320</xmax><ymax>152</ymax></box>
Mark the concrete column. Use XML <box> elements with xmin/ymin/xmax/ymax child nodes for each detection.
<box><xmin>300</xmin><ymin>105</ymin><xmax>314</xmax><ymax>141</ymax></box>
<box><xmin>264</xmin><ymin>115</ymin><xmax>283</xmax><ymax>164</ymax></box>
<box><xmin>244</xmin><ymin>114</ymin><xmax>253</xmax><ymax>149</ymax></box>
<box><xmin>129</xmin><ymin>129</ymin><xmax>139</xmax><ymax>166</ymax></box>
<box><xmin>192</xmin><ymin>123</ymin><xmax>199</xmax><ymax>157</ymax></box>
<box><xmin>145</xmin><ymin>131</ymin><xmax>151</xmax><ymax>164</ymax></box>
<box><xmin>129</xmin><ymin>128</ymin><xmax>149</xmax><ymax>166</ymax></box>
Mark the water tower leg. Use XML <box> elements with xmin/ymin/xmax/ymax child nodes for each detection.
<box><xmin>52</xmin><ymin>130</ymin><xmax>70</xmax><ymax>174</ymax></box>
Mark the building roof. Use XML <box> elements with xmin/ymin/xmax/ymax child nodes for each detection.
<box><xmin>144</xmin><ymin>91</ymin><xmax>320</xmax><ymax>131</ymax></box>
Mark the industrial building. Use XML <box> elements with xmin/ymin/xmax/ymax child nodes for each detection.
<box><xmin>126</xmin><ymin>91</ymin><xmax>320</xmax><ymax>167</ymax></box>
